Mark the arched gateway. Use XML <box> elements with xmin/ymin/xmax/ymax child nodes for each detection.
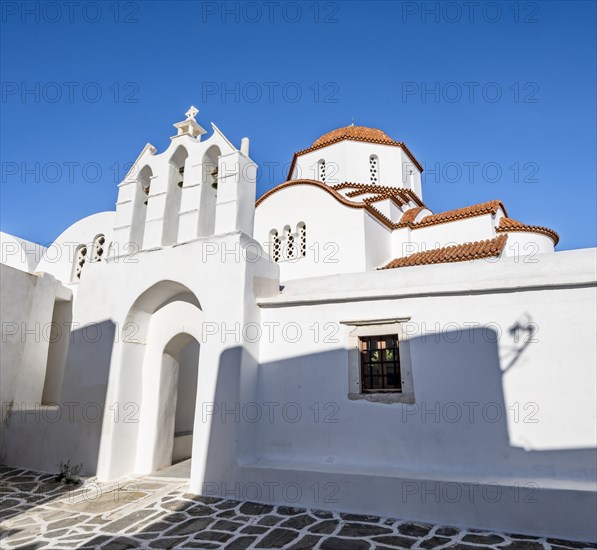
<box><xmin>97</xmin><ymin>281</ymin><xmax>203</xmax><ymax>479</ymax></box>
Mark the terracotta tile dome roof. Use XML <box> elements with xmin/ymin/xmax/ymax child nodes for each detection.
<box><xmin>287</xmin><ymin>124</ymin><xmax>423</xmax><ymax>179</ymax></box>
<box><xmin>312</xmin><ymin>125</ymin><xmax>396</xmax><ymax>147</ymax></box>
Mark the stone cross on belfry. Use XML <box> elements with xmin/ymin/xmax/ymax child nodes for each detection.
<box><xmin>171</xmin><ymin>105</ymin><xmax>207</xmax><ymax>140</ymax></box>
<box><xmin>185</xmin><ymin>106</ymin><xmax>199</xmax><ymax>120</ymax></box>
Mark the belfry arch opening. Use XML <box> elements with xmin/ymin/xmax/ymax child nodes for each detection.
<box><xmin>163</xmin><ymin>146</ymin><xmax>189</xmax><ymax>246</ymax></box>
<box><xmin>198</xmin><ymin>145</ymin><xmax>220</xmax><ymax>237</ymax></box>
<box><xmin>131</xmin><ymin>164</ymin><xmax>153</xmax><ymax>250</ymax></box>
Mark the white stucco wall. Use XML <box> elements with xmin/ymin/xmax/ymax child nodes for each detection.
<box><xmin>1</xmin><ymin>265</ymin><xmax>37</xmax><ymax>429</ymax></box>
<box><xmin>363</xmin><ymin>213</ymin><xmax>392</xmax><ymax>269</ymax></box>
<box><xmin>395</xmin><ymin>215</ymin><xmax>497</xmax><ymax>258</ymax></box>
<box><xmin>502</xmin><ymin>231</ymin><xmax>555</xmax><ymax>257</ymax></box>
<box><xmin>0</xmin><ymin>231</ymin><xmax>47</xmax><ymax>272</ymax></box>
<box><xmin>35</xmin><ymin>212</ymin><xmax>115</xmax><ymax>286</ymax></box>
<box><xmin>0</xmin><ymin>264</ymin><xmax>71</xmax><ymax>459</ymax></box>
<box><xmin>237</xmin><ymin>248</ymin><xmax>597</xmax><ymax>539</ymax></box>
<box><xmin>2</xmin><ymin>231</ymin><xmax>279</xmax><ymax>481</ymax></box>
<box><xmin>254</xmin><ymin>184</ymin><xmax>370</xmax><ymax>280</ymax></box>
<box><xmin>291</xmin><ymin>140</ymin><xmax>422</xmax><ymax>195</ymax></box>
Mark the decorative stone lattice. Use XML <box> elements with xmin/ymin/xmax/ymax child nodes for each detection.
<box><xmin>72</xmin><ymin>245</ymin><xmax>87</xmax><ymax>281</ymax></box>
<box><xmin>272</xmin><ymin>231</ymin><xmax>281</xmax><ymax>263</ymax></box>
<box><xmin>319</xmin><ymin>159</ymin><xmax>326</xmax><ymax>183</ymax></box>
<box><xmin>370</xmin><ymin>155</ymin><xmax>378</xmax><ymax>184</ymax></box>
<box><xmin>299</xmin><ymin>223</ymin><xmax>307</xmax><ymax>257</ymax></box>
<box><xmin>92</xmin><ymin>234</ymin><xmax>106</xmax><ymax>263</ymax></box>
<box><xmin>285</xmin><ymin>227</ymin><xmax>294</xmax><ymax>260</ymax></box>
<box><xmin>270</xmin><ymin>225</ymin><xmax>307</xmax><ymax>263</ymax></box>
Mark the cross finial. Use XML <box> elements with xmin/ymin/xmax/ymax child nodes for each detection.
<box><xmin>185</xmin><ymin>106</ymin><xmax>199</xmax><ymax>120</ymax></box>
<box><xmin>350</xmin><ymin>116</ymin><xmax>355</xmax><ymax>126</ymax></box>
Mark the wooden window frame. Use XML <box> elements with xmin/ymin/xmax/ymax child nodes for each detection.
<box><xmin>342</xmin><ymin>318</ymin><xmax>415</xmax><ymax>404</ymax></box>
<box><xmin>359</xmin><ymin>334</ymin><xmax>402</xmax><ymax>393</ymax></box>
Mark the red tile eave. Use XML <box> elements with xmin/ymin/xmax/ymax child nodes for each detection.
<box><xmin>380</xmin><ymin>235</ymin><xmax>508</xmax><ymax>270</ymax></box>
<box><xmin>399</xmin><ymin>207</ymin><xmax>426</xmax><ymax>224</ymax></box>
<box><xmin>496</xmin><ymin>217</ymin><xmax>559</xmax><ymax>245</ymax></box>
<box><xmin>403</xmin><ymin>200</ymin><xmax>507</xmax><ymax>229</ymax></box>
<box><xmin>286</xmin><ymin>136</ymin><xmax>424</xmax><ymax>181</ymax></box>
<box><xmin>334</xmin><ymin>183</ymin><xmax>425</xmax><ymax>208</ymax></box>
<box><xmin>255</xmin><ymin>179</ymin><xmax>397</xmax><ymax>230</ymax></box>
<box><xmin>256</xmin><ymin>183</ymin><xmax>510</xmax><ymax>234</ymax></box>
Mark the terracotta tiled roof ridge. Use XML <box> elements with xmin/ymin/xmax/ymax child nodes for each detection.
<box><xmin>380</xmin><ymin>235</ymin><xmax>508</xmax><ymax>270</ymax></box>
<box><xmin>312</xmin><ymin>125</ymin><xmax>395</xmax><ymax>147</ymax></box>
<box><xmin>399</xmin><ymin>200</ymin><xmax>506</xmax><ymax>229</ymax></box>
<box><xmin>496</xmin><ymin>217</ymin><xmax>559</xmax><ymax>245</ymax></box>
<box><xmin>399</xmin><ymin>207</ymin><xmax>426</xmax><ymax>224</ymax></box>
<box><xmin>332</xmin><ymin>182</ymin><xmax>425</xmax><ymax>207</ymax></box>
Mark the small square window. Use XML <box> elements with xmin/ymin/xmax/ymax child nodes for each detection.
<box><xmin>359</xmin><ymin>335</ymin><xmax>402</xmax><ymax>393</ymax></box>
<box><xmin>344</xmin><ymin>319</ymin><xmax>415</xmax><ymax>404</ymax></box>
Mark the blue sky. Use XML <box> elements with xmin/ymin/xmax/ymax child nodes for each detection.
<box><xmin>1</xmin><ymin>0</ymin><xmax>595</xmax><ymax>250</ymax></box>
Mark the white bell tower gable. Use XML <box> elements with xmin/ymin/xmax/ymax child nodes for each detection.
<box><xmin>111</xmin><ymin>107</ymin><xmax>257</xmax><ymax>256</ymax></box>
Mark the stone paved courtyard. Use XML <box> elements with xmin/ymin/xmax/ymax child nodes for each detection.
<box><xmin>1</xmin><ymin>466</ymin><xmax>595</xmax><ymax>550</ymax></box>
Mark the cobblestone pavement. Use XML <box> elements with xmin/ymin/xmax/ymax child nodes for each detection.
<box><xmin>1</xmin><ymin>466</ymin><xmax>595</xmax><ymax>550</ymax></box>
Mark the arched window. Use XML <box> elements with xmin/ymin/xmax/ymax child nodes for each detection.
<box><xmin>72</xmin><ymin>244</ymin><xmax>87</xmax><ymax>282</ymax></box>
<box><xmin>318</xmin><ymin>159</ymin><xmax>326</xmax><ymax>183</ymax></box>
<box><xmin>297</xmin><ymin>222</ymin><xmax>307</xmax><ymax>257</ymax></box>
<box><xmin>91</xmin><ymin>234</ymin><xmax>106</xmax><ymax>263</ymax></box>
<box><xmin>283</xmin><ymin>225</ymin><xmax>294</xmax><ymax>260</ymax></box>
<box><xmin>270</xmin><ymin>229</ymin><xmax>281</xmax><ymax>262</ymax></box>
<box><xmin>369</xmin><ymin>155</ymin><xmax>379</xmax><ymax>184</ymax></box>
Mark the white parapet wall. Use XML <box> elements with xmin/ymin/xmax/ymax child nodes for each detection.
<box><xmin>215</xmin><ymin>248</ymin><xmax>596</xmax><ymax>541</ymax></box>
<box><xmin>0</xmin><ymin>231</ymin><xmax>47</xmax><ymax>273</ymax></box>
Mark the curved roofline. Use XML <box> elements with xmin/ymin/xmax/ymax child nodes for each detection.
<box><xmin>496</xmin><ymin>217</ymin><xmax>559</xmax><ymax>245</ymax></box>
<box><xmin>312</xmin><ymin>125</ymin><xmax>395</xmax><ymax>147</ymax></box>
<box><xmin>331</xmin><ymin>182</ymin><xmax>425</xmax><ymax>207</ymax></box>
<box><xmin>380</xmin><ymin>235</ymin><xmax>508</xmax><ymax>270</ymax></box>
<box><xmin>255</xmin><ymin>182</ymin><xmax>510</xmax><ymax>234</ymax></box>
<box><xmin>402</xmin><ymin>200</ymin><xmax>508</xmax><ymax>229</ymax></box>
<box><xmin>255</xmin><ymin>179</ymin><xmax>399</xmax><ymax>229</ymax></box>
<box><xmin>286</xmin><ymin>135</ymin><xmax>424</xmax><ymax>181</ymax></box>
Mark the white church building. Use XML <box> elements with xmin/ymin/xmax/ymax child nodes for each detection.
<box><xmin>1</xmin><ymin>108</ymin><xmax>595</xmax><ymax>541</ymax></box>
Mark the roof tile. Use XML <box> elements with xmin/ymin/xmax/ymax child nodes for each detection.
<box><xmin>380</xmin><ymin>235</ymin><xmax>508</xmax><ymax>270</ymax></box>
<box><xmin>406</xmin><ymin>200</ymin><xmax>506</xmax><ymax>228</ymax></box>
<box><xmin>496</xmin><ymin>217</ymin><xmax>559</xmax><ymax>245</ymax></box>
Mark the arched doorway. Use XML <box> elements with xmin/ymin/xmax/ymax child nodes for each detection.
<box><xmin>164</xmin><ymin>333</ymin><xmax>200</xmax><ymax>467</ymax></box>
<box><xmin>97</xmin><ymin>281</ymin><xmax>203</xmax><ymax>481</ymax></box>
<box><xmin>134</xmin><ymin>299</ymin><xmax>203</xmax><ymax>475</ymax></box>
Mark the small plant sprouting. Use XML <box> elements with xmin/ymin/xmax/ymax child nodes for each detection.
<box><xmin>55</xmin><ymin>460</ymin><xmax>83</xmax><ymax>485</ymax></box>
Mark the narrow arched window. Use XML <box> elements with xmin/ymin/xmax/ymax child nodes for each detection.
<box><xmin>72</xmin><ymin>244</ymin><xmax>87</xmax><ymax>282</ymax></box>
<box><xmin>284</xmin><ymin>225</ymin><xmax>294</xmax><ymax>260</ymax></box>
<box><xmin>318</xmin><ymin>159</ymin><xmax>326</xmax><ymax>183</ymax></box>
<box><xmin>369</xmin><ymin>155</ymin><xmax>379</xmax><ymax>184</ymax></box>
<box><xmin>297</xmin><ymin>222</ymin><xmax>307</xmax><ymax>257</ymax></box>
<box><xmin>270</xmin><ymin>229</ymin><xmax>281</xmax><ymax>263</ymax></box>
<box><xmin>91</xmin><ymin>234</ymin><xmax>106</xmax><ymax>263</ymax></box>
